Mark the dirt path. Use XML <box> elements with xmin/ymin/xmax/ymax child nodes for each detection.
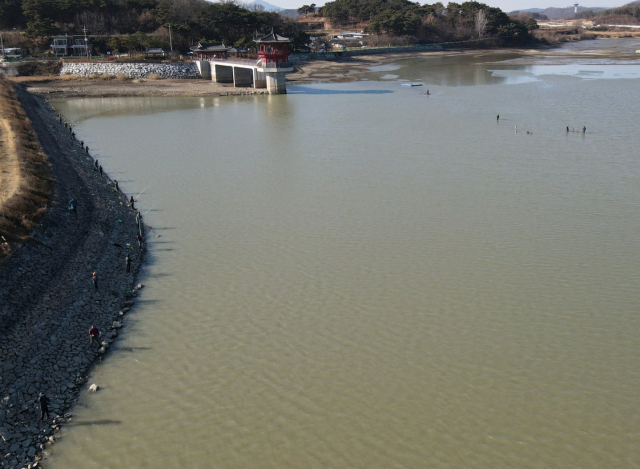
<box><xmin>0</xmin><ymin>87</ymin><xmax>143</xmax><ymax>469</ymax></box>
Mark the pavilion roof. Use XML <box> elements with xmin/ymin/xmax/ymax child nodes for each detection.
<box><xmin>254</xmin><ymin>29</ymin><xmax>290</xmax><ymax>43</ymax></box>
<box><xmin>190</xmin><ymin>42</ymin><xmax>230</xmax><ymax>52</ymax></box>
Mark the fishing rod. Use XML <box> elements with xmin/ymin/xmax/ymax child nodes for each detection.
<box><xmin>135</xmin><ymin>184</ymin><xmax>150</xmax><ymax>200</ymax></box>
<box><xmin>144</xmin><ymin>203</ymin><xmax>157</xmax><ymax>215</ymax></box>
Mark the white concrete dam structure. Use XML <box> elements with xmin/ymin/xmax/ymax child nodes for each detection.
<box><xmin>196</xmin><ymin>58</ymin><xmax>293</xmax><ymax>94</ymax></box>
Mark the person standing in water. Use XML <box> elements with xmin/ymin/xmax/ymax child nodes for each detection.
<box><xmin>496</xmin><ymin>114</ymin><xmax>499</xmax><ymax>121</ymax></box>
<box><xmin>582</xmin><ymin>126</ymin><xmax>586</xmax><ymax>134</ymax></box>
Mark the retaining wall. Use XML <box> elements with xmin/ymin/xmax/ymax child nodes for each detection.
<box><xmin>290</xmin><ymin>44</ymin><xmax>443</xmax><ymax>62</ymax></box>
<box><xmin>60</xmin><ymin>62</ymin><xmax>201</xmax><ymax>79</ymax></box>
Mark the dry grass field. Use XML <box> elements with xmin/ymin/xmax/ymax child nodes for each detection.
<box><xmin>0</xmin><ymin>77</ymin><xmax>53</xmax><ymax>259</ymax></box>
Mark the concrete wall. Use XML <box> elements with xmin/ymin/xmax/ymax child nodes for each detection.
<box><xmin>196</xmin><ymin>61</ymin><xmax>211</xmax><ymax>80</ymax></box>
<box><xmin>266</xmin><ymin>72</ymin><xmax>287</xmax><ymax>95</ymax></box>
<box><xmin>212</xmin><ymin>64</ymin><xmax>233</xmax><ymax>83</ymax></box>
<box><xmin>233</xmin><ymin>67</ymin><xmax>253</xmax><ymax>87</ymax></box>
<box><xmin>254</xmin><ymin>70</ymin><xmax>266</xmax><ymax>89</ymax></box>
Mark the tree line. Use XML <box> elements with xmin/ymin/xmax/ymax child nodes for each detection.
<box><xmin>0</xmin><ymin>0</ymin><xmax>310</xmax><ymax>54</ymax></box>
<box><xmin>575</xmin><ymin>0</ymin><xmax>640</xmax><ymax>23</ymax></box>
<box><xmin>316</xmin><ymin>0</ymin><xmax>534</xmax><ymax>44</ymax></box>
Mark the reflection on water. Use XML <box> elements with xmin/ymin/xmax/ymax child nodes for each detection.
<box><xmin>65</xmin><ymin>95</ymin><xmax>260</xmax><ymax>122</ymax></box>
<box><xmin>48</xmin><ymin>39</ymin><xmax>640</xmax><ymax>469</ymax></box>
<box><xmin>362</xmin><ymin>40</ymin><xmax>640</xmax><ymax>86</ymax></box>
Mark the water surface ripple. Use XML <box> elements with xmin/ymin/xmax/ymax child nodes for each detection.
<box><xmin>49</xmin><ymin>40</ymin><xmax>640</xmax><ymax>468</ymax></box>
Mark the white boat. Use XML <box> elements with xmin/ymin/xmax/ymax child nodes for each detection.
<box><xmin>401</xmin><ymin>82</ymin><xmax>422</xmax><ymax>87</ymax></box>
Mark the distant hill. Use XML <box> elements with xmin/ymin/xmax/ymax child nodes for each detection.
<box><xmin>510</xmin><ymin>6</ymin><xmax>607</xmax><ymax>19</ymax></box>
<box><xmin>280</xmin><ymin>9</ymin><xmax>301</xmax><ymax>17</ymax></box>
<box><xmin>244</xmin><ymin>0</ymin><xmax>284</xmax><ymax>11</ymax></box>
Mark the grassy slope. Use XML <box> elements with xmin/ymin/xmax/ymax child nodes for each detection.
<box><xmin>0</xmin><ymin>76</ymin><xmax>53</xmax><ymax>259</ymax></box>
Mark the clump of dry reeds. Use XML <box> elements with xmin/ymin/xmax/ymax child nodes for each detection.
<box><xmin>0</xmin><ymin>76</ymin><xmax>54</xmax><ymax>259</ymax></box>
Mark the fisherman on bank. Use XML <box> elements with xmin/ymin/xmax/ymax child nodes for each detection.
<box><xmin>89</xmin><ymin>324</ymin><xmax>100</xmax><ymax>347</ymax></box>
<box><xmin>114</xmin><ymin>180</ymin><xmax>119</xmax><ymax>192</ymax></box>
<box><xmin>126</xmin><ymin>254</ymin><xmax>131</xmax><ymax>273</ymax></box>
<box><xmin>68</xmin><ymin>197</ymin><xmax>78</xmax><ymax>213</ymax></box>
<box><xmin>92</xmin><ymin>271</ymin><xmax>98</xmax><ymax>290</ymax></box>
<box><xmin>99</xmin><ymin>165</ymin><xmax>103</xmax><ymax>178</ymax></box>
<box><xmin>38</xmin><ymin>393</ymin><xmax>50</xmax><ymax>423</ymax></box>
<box><xmin>129</xmin><ymin>196</ymin><xmax>135</xmax><ymax>210</ymax></box>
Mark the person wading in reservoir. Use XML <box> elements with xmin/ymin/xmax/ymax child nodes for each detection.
<box><xmin>38</xmin><ymin>393</ymin><xmax>50</xmax><ymax>423</ymax></box>
<box><xmin>582</xmin><ymin>126</ymin><xmax>586</xmax><ymax>134</ymax></box>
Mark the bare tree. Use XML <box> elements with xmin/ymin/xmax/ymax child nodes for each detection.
<box><xmin>475</xmin><ymin>9</ymin><xmax>487</xmax><ymax>39</ymax></box>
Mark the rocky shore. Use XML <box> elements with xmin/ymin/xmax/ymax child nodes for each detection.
<box><xmin>0</xmin><ymin>86</ymin><xmax>144</xmax><ymax>468</ymax></box>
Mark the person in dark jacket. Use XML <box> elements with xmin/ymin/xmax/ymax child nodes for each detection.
<box><xmin>89</xmin><ymin>325</ymin><xmax>100</xmax><ymax>347</ymax></box>
<box><xmin>38</xmin><ymin>393</ymin><xmax>50</xmax><ymax>423</ymax></box>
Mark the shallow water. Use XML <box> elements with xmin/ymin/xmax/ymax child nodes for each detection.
<box><xmin>49</xmin><ymin>39</ymin><xmax>640</xmax><ymax>468</ymax></box>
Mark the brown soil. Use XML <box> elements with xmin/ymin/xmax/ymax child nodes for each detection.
<box><xmin>9</xmin><ymin>75</ymin><xmax>268</xmax><ymax>98</ymax></box>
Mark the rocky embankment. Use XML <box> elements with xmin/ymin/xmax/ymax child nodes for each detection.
<box><xmin>60</xmin><ymin>62</ymin><xmax>200</xmax><ymax>79</ymax></box>
<box><xmin>0</xmin><ymin>87</ymin><xmax>144</xmax><ymax>468</ymax></box>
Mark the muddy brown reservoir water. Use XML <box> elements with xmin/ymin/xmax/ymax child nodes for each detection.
<box><xmin>48</xmin><ymin>40</ymin><xmax>640</xmax><ymax>468</ymax></box>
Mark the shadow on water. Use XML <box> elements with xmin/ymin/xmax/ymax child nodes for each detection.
<box><xmin>123</xmin><ymin>346</ymin><xmax>153</xmax><ymax>352</ymax></box>
<box><xmin>133</xmin><ymin>299</ymin><xmax>161</xmax><ymax>305</ymax></box>
<box><xmin>287</xmin><ymin>86</ymin><xmax>393</xmax><ymax>95</ymax></box>
<box><xmin>144</xmin><ymin>272</ymin><xmax>172</xmax><ymax>278</ymax></box>
<box><xmin>66</xmin><ymin>419</ymin><xmax>122</xmax><ymax>427</ymax></box>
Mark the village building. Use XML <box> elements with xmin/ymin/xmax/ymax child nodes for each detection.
<box><xmin>189</xmin><ymin>42</ymin><xmax>230</xmax><ymax>61</ymax></box>
<box><xmin>50</xmin><ymin>34</ymin><xmax>92</xmax><ymax>57</ymax></box>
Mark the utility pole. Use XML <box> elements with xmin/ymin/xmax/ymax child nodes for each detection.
<box><xmin>83</xmin><ymin>25</ymin><xmax>89</xmax><ymax>59</ymax></box>
<box><xmin>168</xmin><ymin>23</ymin><xmax>173</xmax><ymax>57</ymax></box>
